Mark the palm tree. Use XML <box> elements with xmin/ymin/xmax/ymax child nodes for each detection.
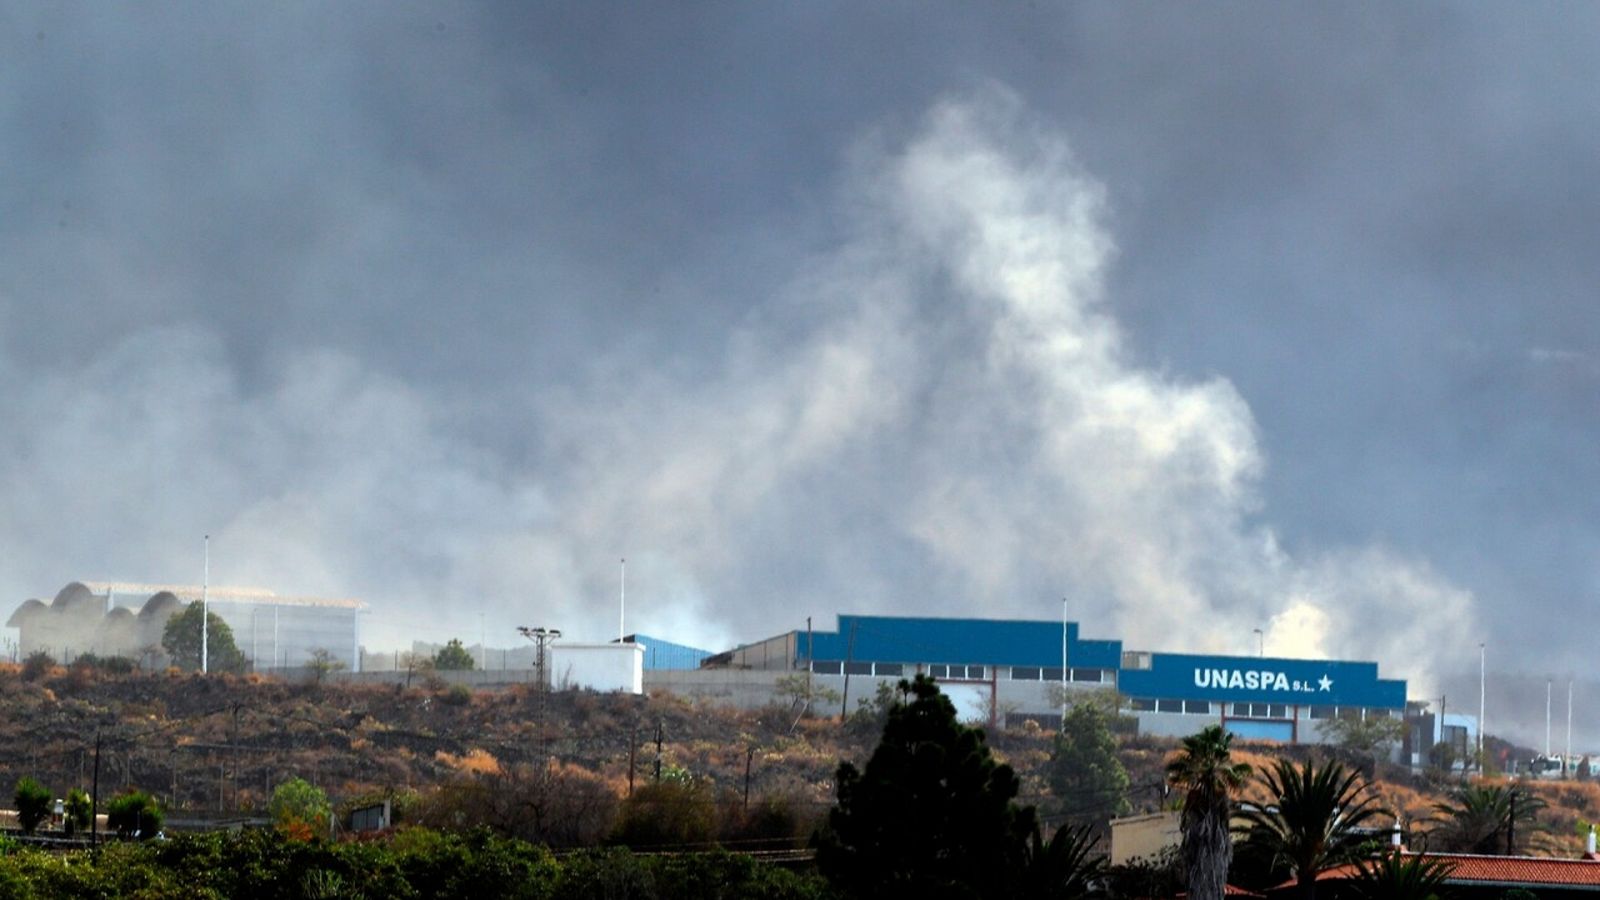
<box><xmin>1347</xmin><ymin>851</ymin><xmax>1457</xmax><ymax>900</ymax></box>
<box><xmin>1239</xmin><ymin>757</ymin><xmax>1389</xmax><ymax>899</ymax></box>
<box><xmin>1167</xmin><ymin>725</ymin><xmax>1252</xmax><ymax>900</ymax></box>
<box><xmin>1020</xmin><ymin>822</ymin><xmax>1104</xmax><ymax>899</ymax></box>
<box><xmin>1425</xmin><ymin>783</ymin><xmax>1544</xmax><ymax>855</ymax></box>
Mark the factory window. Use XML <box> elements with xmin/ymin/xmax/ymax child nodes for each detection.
<box><xmin>875</xmin><ymin>663</ymin><xmax>903</xmax><ymax>677</ymax></box>
<box><xmin>928</xmin><ymin>663</ymin><xmax>984</xmax><ymax>680</ymax></box>
<box><xmin>1184</xmin><ymin>701</ymin><xmax>1212</xmax><ymax>715</ymax></box>
<box><xmin>1071</xmin><ymin>668</ymin><xmax>1106</xmax><ymax>683</ymax></box>
<box><xmin>1011</xmin><ymin>667</ymin><xmax>1041</xmax><ymax>681</ymax></box>
<box><xmin>1309</xmin><ymin>706</ymin><xmax>1335</xmax><ymax>720</ymax></box>
<box><xmin>1156</xmin><ymin>699</ymin><xmax>1185</xmax><ymax>714</ymax></box>
<box><xmin>1232</xmin><ymin>703</ymin><xmax>1287</xmax><ymax>719</ymax></box>
<box><xmin>1337</xmin><ymin>706</ymin><xmax>1362</xmax><ymax>721</ymax></box>
<box><xmin>1042</xmin><ymin>667</ymin><xmax>1065</xmax><ymax>681</ymax></box>
<box><xmin>1368</xmin><ymin>708</ymin><xmax>1394</xmax><ymax>719</ymax></box>
<box><xmin>1130</xmin><ymin>698</ymin><xmax>1156</xmax><ymax>712</ymax></box>
<box><xmin>843</xmin><ymin>661</ymin><xmax>873</xmax><ymax>676</ymax></box>
<box><xmin>812</xmin><ymin>661</ymin><xmax>842</xmax><ymax>675</ymax></box>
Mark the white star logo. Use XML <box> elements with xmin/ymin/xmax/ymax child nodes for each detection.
<box><xmin>1318</xmin><ymin>675</ymin><xmax>1333</xmax><ymax>692</ymax></box>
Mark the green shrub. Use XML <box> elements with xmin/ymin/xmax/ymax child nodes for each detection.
<box><xmin>12</xmin><ymin>778</ymin><xmax>50</xmax><ymax>834</ymax></box>
<box><xmin>63</xmin><ymin>788</ymin><xmax>91</xmax><ymax>836</ymax></box>
<box><xmin>106</xmin><ymin>790</ymin><xmax>163</xmax><ymax>839</ymax></box>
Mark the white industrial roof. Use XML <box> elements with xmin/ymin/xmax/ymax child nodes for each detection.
<box><xmin>81</xmin><ymin>581</ymin><xmax>367</xmax><ymax>611</ymax></box>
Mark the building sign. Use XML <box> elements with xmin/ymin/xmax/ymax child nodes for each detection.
<box><xmin>1192</xmin><ymin>666</ymin><xmax>1332</xmax><ymax>694</ymax></box>
<box><xmin>1120</xmin><ymin>653</ymin><xmax>1405</xmax><ymax>709</ymax></box>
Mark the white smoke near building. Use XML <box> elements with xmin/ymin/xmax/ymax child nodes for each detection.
<box><xmin>0</xmin><ymin>88</ymin><xmax>1474</xmax><ymax>691</ymax></box>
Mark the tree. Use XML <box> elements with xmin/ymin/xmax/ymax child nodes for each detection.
<box><xmin>64</xmin><ymin>788</ymin><xmax>92</xmax><ymax>836</ymax></box>
<box><xmin>1239</xmin><ymin>758</ymin><xmax>1388</xmax><ymax>899</ymax></box>
<box><xmin>13</xmin><ymin>777</ymin><xmax>51</xmax><ymax>834</ymax></box>
<box><xmin>773</xmin><ymin>672</ymin><xmax>841</xmax><ymax>718</ymax></box>
<box><xmin>161</xmin><ymin>602</ymin><xmax>247</xmax><ymax>674</ymax></box>
<box><xmin>305</xmin><ymin>648</ymin><xmax>346</xmax><ymax>685</ymax></box>
<box><xmin>106</xmin><ymin>790</ymin><xmax>163</xmax><ymax>839</ymax></box>
<box><xmin>433</xmin><ymin>639</ymin><xmax>475</xmax><ymax>671</ymax></box>
<box><xmin>1320</xmin><ymin>713</ymin><xmax>1406</xmax><ymax>760</ymax></box>
<box><xmin>1425</xmin><ymin>783</ymin><xmax>1544</xmax><ymax>855</ymax></box>
<box><xmin>1048</xmin><ymin>700</ymin><xmax>1131</xmax><ymax>827</ymax></box>
<box><xmin>270</xmin><ymin>777</ymin><xmax>332</xmax><ymax>839</ymax></box>
<box><xmin>1167</xmin><ymin>725</ymin><xmax>1252</xmax><ymax>900</ymax></box>
<box><xmin>815</xmin><ymin>674</ymin><xmax>1036</xmax><ymax>899</ymax></box>
<box><xmin>1019</xmin><ymin>822</ymin><xmax>1105</xmax><ymax>899</ymax></box>
<box><xmin>1348</xmin><ymin>851</ymin><xmax>1457</xmax><ymax>900</ymax></box>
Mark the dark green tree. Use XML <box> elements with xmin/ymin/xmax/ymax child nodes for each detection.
<box><xmin>13</xmin><ymin>777</ymin><xmax>51</xmax><ymax>834</ymax></box>
<box><xmin>161</xmin><ymin>602</ymin><xmax>247</xmax><ymax>674</ymax></box>
<box><xmin>1239</xmin><ymin>758</ymin><xmax>1388</xmax><ymax>899</ymax></box>
<box><xmin>1348</xmin><ymin>851</ymin><xmax>1457</xmax><ymax>900</ymax></box>
<box><xmin>433</xmin><ymin>639</ymin><xmax>475</xmax><ymax>671</ymax></box>
<box><xmin>815</xmin><ymin>675</ymin><xmax>1036</xmax><ymax>899</ymax></box>
<box><xmin>1048</xmin><ymin>701</ymin><xmax>1130</xmax><ymax>826</ymax></box>
<box><xmin>106</xmin><ymin>790</ymin><xmax>164</xmax><ymax>839</ymax></box>
<box><xmin>1425</xmin><ymin>783</ymin><xmax>1544</xmax><ymax>855</ymax></box>
<box><xmin>1167</xmin><ymin>725</ymin><xmax>1251</xmax><ymax>900</ymax></box>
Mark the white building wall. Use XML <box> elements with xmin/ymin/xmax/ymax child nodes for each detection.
<box><xmin>549</xmin><ymin>643</ymin><xmax>643</xmax><ymax>694</ymax></box>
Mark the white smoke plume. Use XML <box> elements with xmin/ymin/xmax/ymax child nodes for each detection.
<box><xmin>0</xmin><ymin>87</ymin><xmax>1474</xmax><ymax>690</ymax></box>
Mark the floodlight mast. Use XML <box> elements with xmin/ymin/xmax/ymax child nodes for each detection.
<box><xmin>518</xmin><ymin>626</ymin><xmax>562</xmax><ymax>692</ymax></box>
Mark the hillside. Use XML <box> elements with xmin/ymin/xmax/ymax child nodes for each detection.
<box><xmin>0</xmin><ymin>662</ymin><xmax>1596</xmax><ymax>858</ymax></box>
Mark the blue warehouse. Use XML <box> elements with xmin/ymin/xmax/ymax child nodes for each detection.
<box><xmin>710</xmin><ymin>614</ymin><xmax>1412</xmax><ymax>745</ymax></box>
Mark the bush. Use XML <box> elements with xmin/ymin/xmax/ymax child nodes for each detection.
<box><xmin>269</xmin><ymin>777</ymin><xmax>331</xmax><ymax>839</ymax></box>
<box><xmin>106</xmin><ymin>790</ymin><xmax>164</xmax><ymax>839</ymax></box>
<box><xmin>609</xmin><ymin>781</ymin><xmax>715</xmax><ymax>850</ymax></box>
<box><xmin>13</xmin><ymin>778</ymin><xmax>51</xmax><ymax>834</ymax></box>
<box><xmin>20</xmin><ymin>652</ymin><xmax>53</xmax><ymax>682</ymax></box>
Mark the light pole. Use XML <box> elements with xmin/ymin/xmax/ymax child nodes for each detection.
<box><xmin>1478</xmin><ymin>642</ymin><xmax>1486</xmax><ymax>772</ymax></box>
<box><xmin>1252</xmin><ymin>628</ymin><xmax>1264</xmax><ymax>658</ymax></box>
<box><xmin>201</xmin><ymin>535</ymin><xmax>210</xmax><ymax>674</ymax></box>
<box><xmin>1060</xmin><ymin>598</ymin><xmax>1068</xmax><ymax>721</ymax></box>
<box><xmin>518</xmin><ymin>626</ymin><xmax>562</xmax><ymax>691</ymax></box>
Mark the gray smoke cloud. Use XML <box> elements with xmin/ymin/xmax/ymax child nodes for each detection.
<box><xmin>6</xmin><ymin>5</ymin><xmax>1598</xmax><ymax>747</ymax></box>
<box><xmin>1</xmin><ymin>84</ymin><xmax>1474</xmax><ymax>693</ymax></box>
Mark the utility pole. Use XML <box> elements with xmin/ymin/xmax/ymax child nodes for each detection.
<box><xmin>518</xmin><ymin>626</ymin><xmax>562</xmax><ymax>692</ymax></box>
<box><xmin>1568</xmin><ymin>679</ymin><xmax>1574</xmax><ymax>778</ymax></box>
<box><xmin>744</xmin><ymin>745</ymin><xmax>755</xmax><ymax>812</ymax></box>
<box><xmin>517</xmin><ymin>626</ymin><xmax>561</xmax><ymax>757</ymax></box>
<box><xmin>202</xmin><ymin>535</ymin><xmax>210</xmax><ymax>674</ymax></box>
<box><xmin>839</xmin><ymin>620</ymin><xmax>859</xmax><ymax>722</ymax></box>
<box><xmin>654</xmin><ymin>720</ymin><xmax>663</xmax><ymax>782</ymax></box>
<box><xmin>90</xmin><ymin>731</ymin><xmax>101</xmax><ymax>849</ymax></box>
<box><xmin>1061</xmin><ymin>598</ymin><xmax>1069</xmax><ymax>721</ymax></box>
<box><xmin>1547</xmin><ymin>679</ymin><xmax>1553</xmax><ymax>758</ymax></box>
<box><xmin>1478</xmin><ymin>642</ymin><xmax>1486</xmax><ymax>772</ymax></box>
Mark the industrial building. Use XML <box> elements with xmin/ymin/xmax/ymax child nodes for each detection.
<box><xmin>6</xmin><ymin>581</ymin><xmax>367</xmax><ymax>671</ymax></box>
<box><xmin>683</xmin><ymin>613</ymin><xmax>1415</xmax><ymax>745</ymax></box>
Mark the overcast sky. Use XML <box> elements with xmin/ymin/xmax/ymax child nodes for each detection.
<box><xmin>2</xmin><ymin>4</ymin><xmax>1596</xmax><ymax>744</ymax></box>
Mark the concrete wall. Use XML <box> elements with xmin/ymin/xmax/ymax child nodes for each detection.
<box><xmin>643</xmin><ymin>668</ymin><xmax>791</xmax><ymax>710</ymax></box>
<box><xmin>1110</xmin><ymin>811</ymin><xmax>1181</xmax><ymax>866</ymax></box>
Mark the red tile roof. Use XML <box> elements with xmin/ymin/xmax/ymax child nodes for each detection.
<box><xmin>1303</xmin><ymin>853</ymin><xmax>1600</xmax><ymax>888</ymax></box>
